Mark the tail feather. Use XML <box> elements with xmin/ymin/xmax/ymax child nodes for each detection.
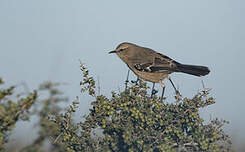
<box><xmin>176</xmin><ymin>64</ymin><xmax>210</xmax><ymax>77</ymax></box>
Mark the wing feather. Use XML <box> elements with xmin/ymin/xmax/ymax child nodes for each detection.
<box><xmin>133</xmin><ymin>53</ymin><xmax>179</xmax><ymax>73</ymax></box>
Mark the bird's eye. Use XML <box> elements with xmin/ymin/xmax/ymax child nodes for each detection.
<box><xmin>118</xmin><ymin>48</ymin><xmax>125</xmax><ymax>52</ymax></box>
<box><xmin>121</xmin><ymin>47</ymin><xmax>128</xmax><ymax>51</ymax></box>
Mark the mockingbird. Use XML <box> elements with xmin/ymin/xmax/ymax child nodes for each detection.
<box><xmin>109</xmin><ymin>42</ymin><xmax>210</xmax><ymax>99</ymax></box>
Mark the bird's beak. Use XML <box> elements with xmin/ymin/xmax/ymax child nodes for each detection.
<box><xmin>109</xmin><ymin>50</ymin><xmax>116</xmax><ymax>54</ymax></box>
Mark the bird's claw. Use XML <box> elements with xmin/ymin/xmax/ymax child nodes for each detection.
<box><xmin>131</xmin><ymin>79</ymin><xmax>139</xmax><ymax>85</ymax></box>
<box><xmin>152</xmin><ymin>89</ymin><xmax>158</xmax><ymax>95</ymax></box>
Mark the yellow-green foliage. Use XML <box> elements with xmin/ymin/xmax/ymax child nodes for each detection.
<box><xmin>0</xmin><ymin>64</ymin><xmax>233</xmax><ymax>152</ymax></box>
<box><xmin>0</xmin><ymin>78</ymin><xmax>37</xmax><ymax>151</ymax></box>
<box><xmin>49</xmin><ymin>64</ymin><xmax>232</xmax><ymax>152</ymax></box>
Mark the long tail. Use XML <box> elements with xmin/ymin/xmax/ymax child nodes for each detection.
<box><xmin>176</xmin><ymin>64</ymin><xmax>210</xmax><ymax>77</ymax></box>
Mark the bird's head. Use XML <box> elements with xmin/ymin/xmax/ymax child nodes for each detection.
<box><xmin>109</xmin><ymin>42</ymin><xmax>136</xmax><ymax>57</ymax></box>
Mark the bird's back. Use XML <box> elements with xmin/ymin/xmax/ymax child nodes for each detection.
<box><xmin>123</xmin><ymin>46</ymin><xmax>172</xmax><ymax>82</ymax></box>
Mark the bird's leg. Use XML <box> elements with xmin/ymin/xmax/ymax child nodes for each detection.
<box><xmin>159</xmin><ymin>81</ymin><xmax>166</xmax><ymax>102</ymax></box>
<box><xmin>125</xmin><ymin>69</ymin><xmax>130</xmax><ymax>92</ymax></box>
<box><xmin>151</xmin><ymin>82</ymin><xmax>155</xmax><ymax>98</ymax></box>
<box><xmin>151</xmin><ymin>83</ymin><xmax>158</xmax><ymax>98</ymax></box>
<box><xmin>168</xmin><ymin>76</ymin><xmax>181</xmax><ymax>97</ymax></box>
<box><xmin>131</xmin><ymin>76</ymin><xmax>139</xmax><ymax>85</ymax></box>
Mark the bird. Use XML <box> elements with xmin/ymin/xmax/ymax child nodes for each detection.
<box><xmin>109</xmin><ymin>42</ymin><xmax>210</xmax><ymax>99</ymax></box>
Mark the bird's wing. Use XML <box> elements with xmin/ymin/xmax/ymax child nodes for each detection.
<box><xmin>133</xmin><ymin>52</ymin><xmax>179</xmax><ymax>73</ymax></box>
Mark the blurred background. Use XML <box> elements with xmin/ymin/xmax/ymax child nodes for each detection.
<box><xmin>0</xmin><ymin>0</ymin><xmax>244</xmax><ymax>151</ymax></box>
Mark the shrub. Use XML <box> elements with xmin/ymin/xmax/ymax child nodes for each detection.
<box><xmin>48</xmin><ymin>64</ymin><xmax>232</xmax><ymax>152</ymax></box>
<box><xmin>0</xmin><ymin>78</ymin><xmax>37</xmax><ymax>151</ymax></box>
<box><xmin>0</xmin><ymin>63</ymin><xmax>232</xmax><ymax>152</ymax></box>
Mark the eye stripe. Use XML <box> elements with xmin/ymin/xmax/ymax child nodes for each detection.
<box><xmin>118</xmin><ymin>48</ymin><xmax>126</xmax><ymax>52</ymax></box>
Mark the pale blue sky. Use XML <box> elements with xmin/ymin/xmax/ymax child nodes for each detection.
<box><xmin>0</xmin><ymin>0</ymin><xmax>244</xmax><ymax>150</ymax></box>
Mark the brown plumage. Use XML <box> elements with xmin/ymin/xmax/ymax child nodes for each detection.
<box><xmin>109</xmin><ymin>42</ymin><xmax>210</xmax><ymax>91</ymax></box>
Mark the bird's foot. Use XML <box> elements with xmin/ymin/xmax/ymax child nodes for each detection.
<box><xmin>152</xmin><ymin>89</ymin><xmax>158</xmax><ymax>95</ymax></box>
<box><xmin>175</xmin><ymin>90</ymin><xmax>181</xmax><ymax>96</ymax></box>
<box><xmin>175</xmin><ymin>90</ymin><xmax>182</xmax><ymax>102</ymax></box>
<box><xmin>131</xmin><ymin>78</ymin><xmax>139</xmax><ymax>85</ymax></box>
